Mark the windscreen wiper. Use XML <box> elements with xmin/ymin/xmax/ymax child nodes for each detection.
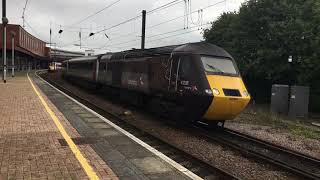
<box><xmin>206</xmin><ymin>64</ymin><xmax>224</xmax><ymax>73</ymax></box>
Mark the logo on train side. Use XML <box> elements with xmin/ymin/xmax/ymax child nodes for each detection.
<box><xmin>128</xmin><ymin>80</ymin><xmax>138</xmax><ymax>86</ymax></box>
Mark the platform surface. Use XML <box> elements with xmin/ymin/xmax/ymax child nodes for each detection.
<box><xmin>0</xmin><ymin>72</ymin><xmax>116</xmax><ymax>179</ymax></box>
<box><xmin>0</xmin><ymin>71</ymin><xmax>193</xmax><ymax>180</ymax></box>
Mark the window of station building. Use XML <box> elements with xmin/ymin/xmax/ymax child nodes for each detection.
<box><xmin>29</xmin><ymin>36</ymin><xmax>32</xmax><ymax>51</ymax></box>
<box><xmin>24</xmin><ymin>33</ymin><xmax>26</xmax><ymax>47</ymax></box>
<box><xmin>27</xmin><ymin>36</ymin><xmax>30</xmax><ymax>50</ymax></box>
<box><xmin>26</xmin><ymin>35</ymin><xmax>28</xmax><ymax>48</ymax></box>
<box><xmin>21</xmin><ymin>32</ymin><xmax>23</xmax><ymax>46</ymax></box>
<box><xmin>19</xmin><ymin>32</ymin><xmax>22</xmax><ymax>46</ymax></box>
<box><xmin>32</xmin><ymin>38</ymin><xmax>34</xmax><ymax>51</ymax></box>
<box><xmin>29</xmin><ymin>37</ymin><xmax>31</xmax><ymax>51</ymax></box>
<box><xmin>22</xmin><ymin>32</ymin><xmax>25</xmax><ymax>47</ymax></box>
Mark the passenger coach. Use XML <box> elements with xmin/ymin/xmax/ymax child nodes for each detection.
<box><xmin>62</xmin><ymin>42</ymin><xmax>250</xmax><ymax>125</ymax></box>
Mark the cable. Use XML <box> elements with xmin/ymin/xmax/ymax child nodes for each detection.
<box><xmin>91</xmin><ymin>0</ymin><xmax>223</xmax><ymax>46</ymax></box>
<box><xmin>22</xmin><ymin>0</ymin><xmax>29</xmax><ymax>28</ymax></box>
<box><xmin>57</xmin><ymin>0</ymin><xmax>184</xmax><ymax>42</ymax></box>
<box><xmin>148</xmin><ymin>28</ymin><xmax>202</xmax><ymax>43</ymax></box>
<box><xmin>100</xmin><ymin>23</ymin><xmax>210</xmax><ymax>49</ymax></box>
<box><xmin>60</xmin><ymin>0</ymin><xmax>223</xmax><ymax>49</ymax></box>
<box><xmin>69</xmin><ymin>0</ymin><xmax>121</xmax><ymax>27</ymax></box>
<box><xmin>113</xmin><ymin>28</ymin><xmax>201</xmax><ymax>50</ymax></box>
<box><xmin>147</xmin><ymin>0</ymin><xmax>183</xmax><ymax>14</ymax></box>
<box><xmin>94</xmin><ymin>0</ymin><xmax>185</xmax><ymax>35</ymax></box>
<box><xmin>147</xmin><ymin>0</ymin><xmax>225</xmax><ymax>29</ymax></box>
<box><xmin>83</xmin><ymin>15</ymin><xmax>141</xmax><ymax>39</ymax></box>
<box><xmin>59</xmin><ymin>13</ymin><xmax>140</xmax><ymax>47</ymax></box>
<box><xmin>148</xmin><ymin>23</ymin><xmax>210</xmax><ymax>38</ymax></box>
<box><xmin>24</xmin><ymin>20</ymin><xmax>46</xmax><ymax>41</ymax></box>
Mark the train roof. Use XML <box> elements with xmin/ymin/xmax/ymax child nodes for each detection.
<box><xmin>173</xmin><ymin>42</ymin><xmax>232</xmax><ymax>58</ymax></box>
<box><xmin>65</xmin><ymin>42</ymin><xmax>233</xmax><ymax>63</ymax></box>
<box><xmin>103</xmin><ymin>42</ymin><xmax>233</xmax><ymax>60</ymax></box>
<box><xmin>67</xmin><ymin>55</ymin><xmax>99</xmax><ymax>63</ymax></box>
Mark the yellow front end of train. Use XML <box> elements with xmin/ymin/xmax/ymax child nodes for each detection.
<box><xmin>203</xmin><ymin>75</ymin><xmax>250</xmax><ymax>120</ymax></box>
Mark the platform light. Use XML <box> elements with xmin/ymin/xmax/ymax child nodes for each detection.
<box><xmin>58</xmin><ymin>29</ymin><xmax>63</xmax><ymax>34</ymax></box>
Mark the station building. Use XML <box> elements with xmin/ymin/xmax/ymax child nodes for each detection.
<box><xmin>0</xmin><ymin>23</ymin><xmax>50</xmax><ymax>71</ymax></box>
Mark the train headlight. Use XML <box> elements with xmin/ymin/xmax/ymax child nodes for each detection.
<box><xmin>212</xmin><ymin>88</ymin><xmax>220</xmax><ymax>95</ymax></box>
<box><xmin>243</xmin><ymin>90</ymin><xmax>250</xmax><ymax>97</ymax></box>
<box><xmin>205</xmin><ymin>88</ymin><xmax>220</xmax><ymax>95</ymax></box>
<box><xmin>205</xmin><ymin>89</ymin><xmax>213</xmax><ymax>95</ymax></box>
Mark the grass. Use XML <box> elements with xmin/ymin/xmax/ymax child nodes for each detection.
<box><xmin>289</xmin><ymin>126</ymin><xmax>320</xmax><ymax>139</ymax></box>
<box><xmin>233</xmin><ymin>104</ymin><xmax>320</xmax><ymax>140</ymax></box>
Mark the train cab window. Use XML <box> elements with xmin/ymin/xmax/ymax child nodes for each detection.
<box><xmin>201</xmin><ymin>56</ymin><xmax>238</xmax><ymax>75</ymax></box>
<box><xmin>179</xmin><ymin>59</ymin><xmax>192</xmax><ymax>79</ymax></box>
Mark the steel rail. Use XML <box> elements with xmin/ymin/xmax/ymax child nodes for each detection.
<box><xmin>192</xmin><ymin>123</ymin><xmax>320</xmax><ymax>180</ymax></box>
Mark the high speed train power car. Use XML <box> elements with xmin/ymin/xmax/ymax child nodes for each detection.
<box><xmin>62</xmin><ymin>42</ymin><xmax>250</xmax><ymax>125</ymax></box>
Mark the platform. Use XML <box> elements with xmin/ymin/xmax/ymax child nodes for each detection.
<box><xmin>0</xmin><ymin>71</ymin><xmax>195</xmax><ymax>180</ymax></box>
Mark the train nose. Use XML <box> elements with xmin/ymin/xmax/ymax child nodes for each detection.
<box><xmin>203</xmin><ymin>75</ymin><xmax>250</xmax><ymax>121</ymax></box>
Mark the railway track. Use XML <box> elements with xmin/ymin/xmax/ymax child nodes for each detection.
<box><xmin>37</xmin><ymin>71</ymin><xmax>239</xmax><ymax>180</ymax></box>
<box><xmin>193</xmin><ymin>123</ymin><xmax>320</xmax><ymax>180</ymax></box>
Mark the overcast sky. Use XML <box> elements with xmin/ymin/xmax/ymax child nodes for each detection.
<box><xmin>5</xmin><ymin>0</ymin><xmax>245</xmax><ymax>54</ymax></box>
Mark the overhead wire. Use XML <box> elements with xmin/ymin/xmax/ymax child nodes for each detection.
<box><xmin>59</xmin><ymin>0</ymin><xmax>186</xmax><ymax>48</ymax></box>
<box><xmin>52</xmin><ymin>0</ymin><xmax>121</xmax><ymax>45</ymax></box>
<box><xmin>147</xmin><ymin>0</ymin><xmax>183</xmax><ymax>14</ymax></box>
<box><xmin>147</xmin><ymin>0</ymin><xmax>225</xmax><ymax>29</ymax></box>
<box><xmin>88</xmin><ymin>0</ymin><xmax>224</xmax><ymax>47</ymax></box>
<box><xmin>69</xmin><ymin>0</ymin><xmax>121</xmax><ymax>27</ymax></box>
<box><xmin>96</xmin><ymin>0</ymin><xmax>224</xmax><ymax>46</ymax></box>
<box><xmin>22</xmin><ymin>0</ymin><xmax>29</xmax><ymax>27</ymax></box>
<box><xmin>99</xmin><ymin>22</ymin><xmax>211</xmax><ymax>49</ymax></box>
<box><xmin>93</xmin><ymin>0</ymin><xmax>185</xmax><ymax>35</ymax></box>
<box><xmin>114</xmin><ymin>28</ymin><xmax>205</xmax><ymax>50</ymax></box>
<box><xmin>59</xmin><ymin>0</ymin><xmax>223</xmax><ymax>50</ymax></box>
<box><xmin>24</xmin><ymin>20</ymin><xmax>46</xmax><ymax>41</ymax></box>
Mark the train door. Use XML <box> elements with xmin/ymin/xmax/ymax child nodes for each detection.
<box><xmin>98</xmin><ymin>60</ymin><xmax>107</xmax><ymax>83</ymax></box>
<box><xmin>102</xmin><ymin>61</ymin><xmax>107</xmax><ymax>83</ymax></box>
<box><xmin>168</xmin><ymin>55</ymin><xmax>181</xmax><ymax>92</ymax></box>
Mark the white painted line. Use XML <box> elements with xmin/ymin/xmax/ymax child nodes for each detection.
<box><xmin>35</xmin><ymin>71</ymin><xmax>203</xmax><ymax>180</ymax></box>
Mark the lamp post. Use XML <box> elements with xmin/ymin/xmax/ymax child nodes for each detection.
<box><xmin>287</xmin><ymin>55</ymin><xmax>293</xmax><ymax>115</ymax></box>
<box><xmin>2</xmin><ymin>0</ymin><xmax>9</xmax><ymax>83</ymax></box>
<box><xmin>11</xmin><ymin>32</ymin><xmax>15</xmax><ymax>77</ymax></box>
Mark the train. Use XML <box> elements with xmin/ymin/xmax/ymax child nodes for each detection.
<box><xmin>48</xmin><ymin>62</ymin><xmax>62</xmax><ymax>72</ymax></box>
<box><xmin>61</xmin><ymin>42</ymin><xmax>250</xmax><ymax>126</ymax></box>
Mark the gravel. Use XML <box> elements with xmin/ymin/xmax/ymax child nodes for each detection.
<box><xmin>225</xmin><ymin>122</ymin><xmax>320</xmax><ymax>159</ymax></box>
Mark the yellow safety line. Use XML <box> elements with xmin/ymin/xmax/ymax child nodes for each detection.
<box><xmin>27</xmin><ymin>73</ymin><xmax>99</xmax><ymax>180</ymax></box>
